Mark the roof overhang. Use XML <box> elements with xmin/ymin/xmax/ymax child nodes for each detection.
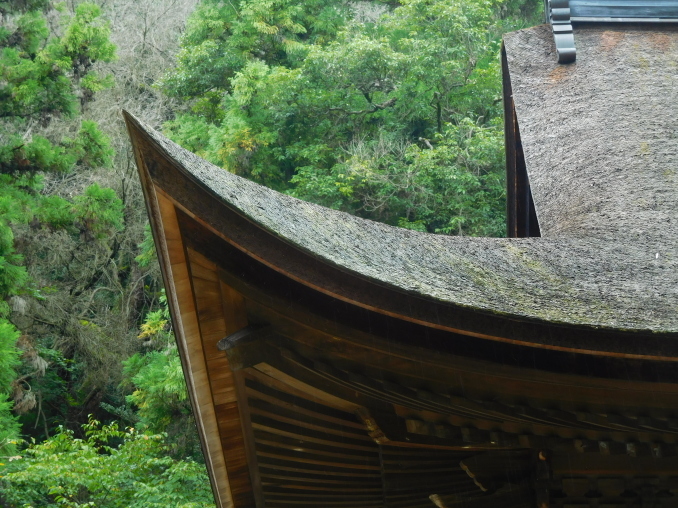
<box><xmin>125</xmin><ymin>20</ymin><xmax>678</xmax><ymax>508</ymax></box>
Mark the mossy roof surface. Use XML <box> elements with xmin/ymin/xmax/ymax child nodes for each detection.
<box><xmin>129</xmin><ymin>110</ymin><xmax>678</xmax><ymax>334</ymax></box>
<box><xmin>504</xmin><ymin>24</ymin><xmax>678</xmax><ymax>243</ymax></box>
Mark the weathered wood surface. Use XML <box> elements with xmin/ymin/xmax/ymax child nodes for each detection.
<box><xmin>186</xmin><ymin>248</ymin><xmax>258</xmax><ymax>507</ymax></box>
<box><xmin>123</xmin><ymin>110</ymin><xmax>678</xmax><ymax>334</ymax></box>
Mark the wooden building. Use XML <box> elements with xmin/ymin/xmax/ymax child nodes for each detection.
<box><xmin>126</xmin><ymin>19</ymin><xmax>678</xmax><ymax>508</ymax></box>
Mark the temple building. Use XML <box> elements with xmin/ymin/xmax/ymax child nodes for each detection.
<box><xmin>126</xmin><ymin>9</ymin><xmax>678</xmax><ymax>508</ymax></box>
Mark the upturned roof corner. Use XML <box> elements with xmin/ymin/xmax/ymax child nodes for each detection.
<box><xmin>125</xmin><ymin>17</ymin><xmax>678</xmax><ymax>508</ymax></box>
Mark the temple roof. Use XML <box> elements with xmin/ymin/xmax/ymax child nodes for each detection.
<box><xmin>126</xmin><ymin>22</ymin><xmax>678</xmax><ymax>508</ymax></box>
<box><xmin>504</xmin><ymin>24</ymin><xmax>678</xmax><ymax>242</ymax></box>
<box><xmin>126</xmin><ymin>75</ymin><xmax>678</xmax><ymax>335</ymax></box>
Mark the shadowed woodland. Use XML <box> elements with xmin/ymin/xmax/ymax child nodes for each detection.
<box><xmin>0</xmin><ymin>0</ymin><xmax>540</xmax><ymax>505</ymax></box>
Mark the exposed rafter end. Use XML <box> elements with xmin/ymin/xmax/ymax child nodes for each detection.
<box><xmin>217</xmin><ymin>324</ymin><xmax>273</xmax><ymax>370</ymax></box>
<box><xmin>546</xmin><ymin>0</ymin><xmax>576</xmax><ymax>63</ymax></box>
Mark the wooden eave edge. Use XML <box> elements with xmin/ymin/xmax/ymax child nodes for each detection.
<box><xmin>126</xmin><ymin>114</ymin><xmax>234</xmax><ymax>508</ymax></box>
<box><xmin>123</xmin><ymin>111</ymin><xmax>678</xmax><ymax>356</ymax></box>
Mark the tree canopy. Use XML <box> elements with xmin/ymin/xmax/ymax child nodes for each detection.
<box><xmin>162</xmin><ymin>0</ymin><xmax>539</xmax><ymax>236</ymax></box>
<box><xmin>1</xmin><ymin>418</ymin><xmax>213</xmax><ymax>508</ymax></box>
<box><xmin>0</xmin><ymin>0</ymin><xmax>117</xmax><ymax>458</ymax></box>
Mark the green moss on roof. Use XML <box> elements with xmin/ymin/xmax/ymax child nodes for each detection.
<box><xmin>125</xmin><ymin>26</ymin><xmax>678</xmax><ymax>335</ymax></box>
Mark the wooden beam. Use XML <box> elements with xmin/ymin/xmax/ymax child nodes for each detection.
<box><xmin>138</xmin><ymin>185</ymin><xmax>233</xmax><ymax>507</ymax></box>
<box><xmin>186</xmin><ymin>247</ymin><xmax>262</xmax><ymax>508</ymax></box>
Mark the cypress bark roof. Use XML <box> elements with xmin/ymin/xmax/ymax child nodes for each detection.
<box><xmin>504</xmin><ymin>24</ymin><xmax>678</xmax><ymax>242</ymax></box>
<box><xmin>128</xmin><ymin>105</ymin><xmax>678</xmax><ymax>334</ymax></box>
<box><xmin>125</xmin><ymin>23</ymin><xmax>678</xmax><ymax>508</ymax></box>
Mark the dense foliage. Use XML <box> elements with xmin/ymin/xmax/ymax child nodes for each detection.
<box><xmin>0</xmin><ymin>0</ymin><xmax>539</xmax><ymax>505</ymax></box>
<box><xmin>121</xmin><ymin>289</ymin><xmax>202</xmax><ymax>460</ymax></box>
<box><xmin>0</xmin><ymin>418</ymin><xmax>213</xmax><ymax>508</ymax></box>
<box><xmin>162</xmin><ymin>0</ymin><xmax>539</xmax><ymax>235</ymax></box>
<box><xmin>0</xmin><ymin>0</ymin><xmax>212</xmax><ymax>505</ymax></box>
<box><xmin>0</xmin><ymin>0</ymin><xmax>117</xmax><ymax>457</ymax></box>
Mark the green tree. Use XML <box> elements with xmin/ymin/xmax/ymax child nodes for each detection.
<box><xmin>0</xmin><ymin>1</ymin><xmax>122</xmax><ymax>443</ymax></box>
<box><xmin>161</xmin><ymin>0</ymin><xmax>541</xmax><ymax>236</ymax></box>
<box><xmin>161</xmin><ymin>0</ymin><xmax>351</xmax><ymax>110</ymax></box>
<box><xmin>0</xmin><ymin>154</ymin><xmax>30</xmax><ymax>458</ymax></box>
<box><xmin>120</xmin><ymin>291</ymin><xmax>203</xmax><ymax>460</ymax></box>
<box><xmin>5</xmin><ymin>0</ymin><xmax>206</xmax><ymax>447</ymax></box>
<box><xmin>0</xmin><ymin>418</ymin><xmax>215</xmax><ymax>508</ymax></box>
<box><xmin>0</xmin><ymin>3</ymin><xmax>115</xmax><ymax>176</ymax></box>
<box><xmin>0</xmin><ymin>322</ymin><xmax>21</xmax><ymax>457</ymax></box>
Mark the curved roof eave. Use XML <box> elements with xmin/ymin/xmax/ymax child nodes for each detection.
<box><xmin>125</xmin><ymin>112</ymin><xmax>678</xmax><ymax>336</ymax></box>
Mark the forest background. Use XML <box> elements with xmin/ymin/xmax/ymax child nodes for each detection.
<box><xmin>0</xmin><ymin>0</ymin><xmax>540</xmax><ymax>506</ymax></box>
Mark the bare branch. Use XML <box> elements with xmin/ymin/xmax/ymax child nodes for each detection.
<box><xmin>329</xmin><ymin>97</ymin><xmax>397</xmax><ymax>115</ymax></box>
